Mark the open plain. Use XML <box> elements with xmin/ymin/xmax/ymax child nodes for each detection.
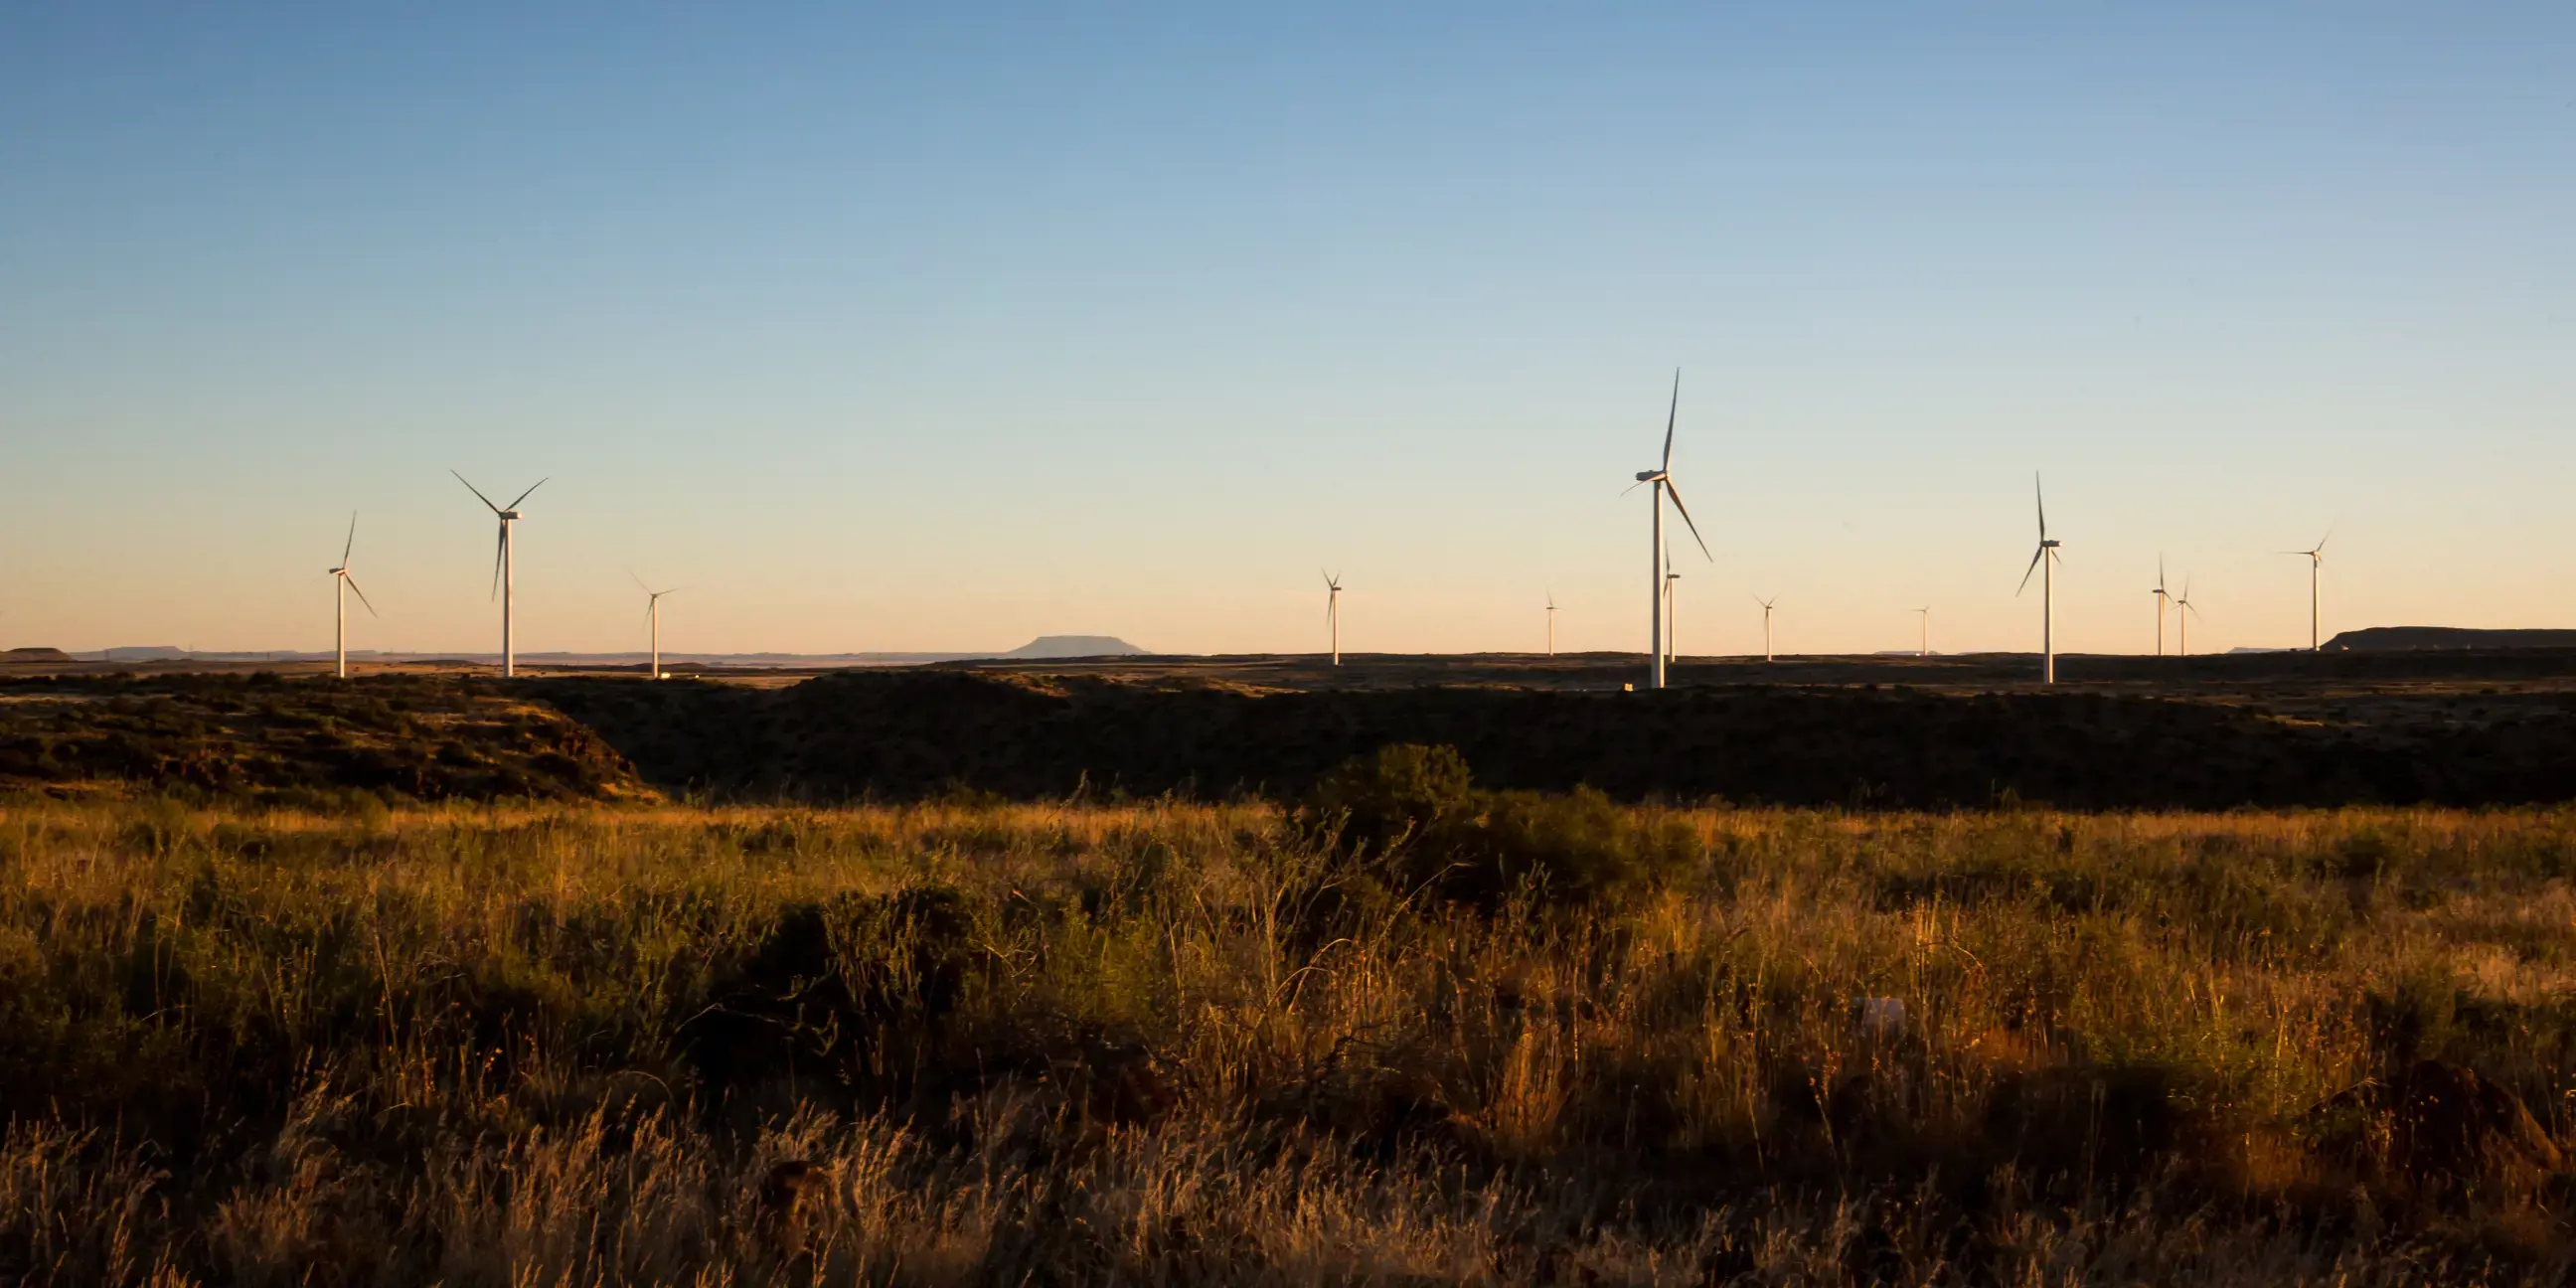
<box><xmin>1</xmin><ymin>656</ymin><xmax>2574</xmax><ymax>1283</ymax></box>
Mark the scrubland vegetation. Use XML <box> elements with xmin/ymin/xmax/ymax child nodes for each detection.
<box><xmin>4</xmin><ymin>758</ymin><xmax>2576</xmax><ymax>1284</ymax></box>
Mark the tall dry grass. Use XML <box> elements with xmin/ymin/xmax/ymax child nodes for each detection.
<box><xmin>0</xmin><ymin>795</ymin><xmax>2571</xmax><ymax>1284</ymax></box>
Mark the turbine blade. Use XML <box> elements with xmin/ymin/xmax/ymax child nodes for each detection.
<box><xmin>2016</xmin><ymin>546</ymin><xmax>2044</xmax><ymax>595</ymax></box>
<box><xmin>2157</xmin><ymin>554</ymin><xmax>2167</xmax><ymax>593</ymax></box>
<box><xmin>344</xmin><ymin>574</ymin><xmax>379</xmax><ymax>618</ymax></box>
<box><xmin>2034</xmin><ymin>472</ymin><xmax>2047</xmax><ymax>540</ymax></box>
<box><xmin>631</xmin><ymin>566</ymin><xmax>653</xmax><ymax>594</ymax></box>
<box><xmin>452</xmin><ymin>469</ymin><xmax>503</xmax><ymax>514</ymax></box>
<box><xmin>1661</xmin><ymin>479</ymin><xmax>1712</xmax><ymax>560</ymax></box>
<box><xmin>507</xmin><ymin>477</ymin><xmax>550</xmax><ymax>511</ymax></box>
<box><xmin>491</xmin><ymin>526</ymin><xmax>506</xmax><ymax>599</ymax></box>
<box><xmin>342</xmin><ymin>512</ymin><xmax>358</xmax><ymax>565</ymax></box>
<box><xmin>1661</xmin><ymin>369</ymin><xmax>1679</xmax><ymax>473</ymax></box>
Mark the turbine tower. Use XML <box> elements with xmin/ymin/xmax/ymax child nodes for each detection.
<box><xmin>1755</xmin><ymin>595</ymin><xmax>1777</xmax><ymax>663</ymax></box>
<box><xmin>2152</xmin><ymin>557</ymin><xmax>2171</xmax><ymax>657</ymax></box>
<box><xmin>453</xmin><ymin>471</ymin><xmax>547</xmax><ymax>679</ymax></box>
<box><xmin>1915</xmin><ymin>606</ymin><xmax>1931</xmax><ymax>658</ymax></box>
<box><xmin>1323</xmin><ymin>570</ymin><xmax>1342</xmax><ymax>666</ymax></box>
<box><xmin>2174</xmin><ymin>576</ymin><xmax>2200</xmax><ymax>657</ymax></box>
<box><xmin>2282</xmin><ymin>529</ymin><xmax>2332</xmax><ymax>651</ymax></box>
<box><xmin>1663</xmin><ymin>539</ymin><xmax>1682</xmax><ymax>668</ymax></box>
<box><xmin>326</xmin><ymin>512</ymin><xmax>377</xmax><ymax>680</ymax></box>
<box><xmin>2016</xmin><ymin>473</ymin><xmax>2063</xmax><ymax>685</ymax></box>
<box><xmin>1630</xmin><ymin>371</ymin><xmax>1711</xmax><ymax>690</ymax></box>
<box><xmin>1544</xmin><ymin>591</ymin><xmax>1556</xmax><ymax>658</ymax></box>
<box><xmin>633</xmin><ymin>572</ymin><xmax>679</xmax><ymax>681</ymax></box>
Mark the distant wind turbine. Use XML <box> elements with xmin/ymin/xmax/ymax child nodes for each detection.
<box><xmin>1629</xmin><ymin>371</ymin><xmax>1711</xmax><ymax>690</ymax></box>
<box><xmin>2152</xmin><ymin>556</ymin><xmax>2171</xmax><ymax>657</ymax></box>
<box><xmin>326</xmin><ymin>512</ymin><xmax>377</xmax><ymax>681</ymax></box>
<box><xmin>2016</xmin><ymin>473</ymin><xmax>2063</xmax><ymax>685</ymax></box>
<box><xmin>2174</xmin><ymin>576</ymin><xmax>2200</xmax><ymax>657</ymax></box>
<box><xmin>1323</xmin><ymin>570</ymin><xmax>1343</xmax><ymax>666</ymax></box>
<box><xmin>1754</xmin><ymin>595</ymin><xmax>1778</xmax><ymax>663</ymax></box>
<box><xmin>1915</xmin><ymin>606</ymin><xmax>1930</xmax><ymax>658</ymax></box>
<box><xmin>1544</xmin><ymin>591</ymin><xmax>1557</xmax><ymax>658</ymax></box>
<box><xmin>2281</xmin><ymin>528</ymin><xmax>2333</xmax><ymax>651</ymax></box>
<box><xmin>453</xmin><ymin>471</ymin><xmax>547</xmax><ymax>678</ymax></box>
<box><xmin>633</xmin><ymin>572</ymin><xmax>679</xmax><ymax>680</ymax></box>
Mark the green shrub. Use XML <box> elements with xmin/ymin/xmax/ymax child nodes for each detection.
<box><xmin>1449</xmin><ymin>786</ymin><xmax>1700</xmax><ymax>907</ymax></box>
<box><xmin>1304</xmin><ymin>745</ymin><xmax>1699</xmax><ymax>908</ymax></box>
<box><xmin>1301</xmin><ymin>743</ymin><xmax>1473</xmax><ymax>860</ymax></box>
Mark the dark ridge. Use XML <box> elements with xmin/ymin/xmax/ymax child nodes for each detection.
<box><xmin>529</xmin><ymin>671</ymin><xmax>2576</xmax><ymax>808</ymax></box>
<box><xmin>2326</xmin><ymin>627</ymin><xmax>2576</xmax><ymax>653</ymax></box>
<box><xmin>0</xmin><ymin>674</ymin><xmax>650</xmax><ymax>803</ymax></box>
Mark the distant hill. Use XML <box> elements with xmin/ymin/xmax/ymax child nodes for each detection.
<box><xmin>2326</xmin><ymin>627</ymin><xmax>2576</xmax><ymax>653</ymax></box>
<box><xmin>1003</xmin><ymin>635</ymin><xmax>1149</xmax><ymax>659</ymax></box>
<box><xmin>100</xmin><ymin>646</ymin><xmax>190</xmax><ymax>662</ymax></box>
<box><xmin>3</xmin><ymin>647</ymin><xmax>74</xmax><ymax>663</ymax></box>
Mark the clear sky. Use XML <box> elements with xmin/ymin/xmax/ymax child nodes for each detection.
<box><xmin>3</xmin><ymin>4</ymin><xmax>2569</xmax><ymax>658</ymax></box>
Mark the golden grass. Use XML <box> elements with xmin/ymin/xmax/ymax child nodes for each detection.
<box><xmin>0</xmin><ymin>796</ymin><xmax>2571</xmax><ymax>1284</ymax></box>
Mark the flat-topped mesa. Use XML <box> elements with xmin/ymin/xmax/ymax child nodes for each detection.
<box><xmin>1003</xmin><ymin>636</ymin><xmax>1150</xmax><ymax>659</ymax></box>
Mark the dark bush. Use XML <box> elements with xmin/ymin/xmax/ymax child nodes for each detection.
<box><xmin>1447</xmin><ymin>786</ymin><xmax>1700</xmax><ymax>907</ymax></box>
<box><xmin>1301</xmin><ymin>743</ymin><xmax>1474</xmax><ymax>859</ymax></box>
<box><xmin>1304</xmin><ymin>745</ymin><xmax>1700</xmax><ymax>909</ymax></box>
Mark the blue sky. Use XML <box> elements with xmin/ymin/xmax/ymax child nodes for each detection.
<box><xmin>3</xmin><ymin>4</ymin><xmax>2569</xmax><ymax>657</ymax></box>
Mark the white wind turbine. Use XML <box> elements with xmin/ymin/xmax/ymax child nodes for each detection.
<box><xmin>1629</xmin><ymin>371</ymin><xmax>1711</xmax><ymax>690</ymax></box>
<box><xmin>1754</xmin><ymin>594</ymin><xmax>1778</xmax><ymax>663</ymax></box>
<box><xmin>1915</xmin><ymin>606</ymin><xmax>1931</xmax><ymax>658</ymax></box>
<box><xmin>2015</xmin><ymin>473</ymin><xmax>2063</xmax><ymax>685</ymax></box>
<box><xmin>2152</xmin><ymin>556</ymin><xmax>2171</xmax><ymax>657</ymax></box>
<box><xmin>1544</xmin><ymin>591</ymin><xmax>1557</xmax><ymax>658</ymax></box>
<box><xmin>326</xmin><ymin>512</ymin><xmax>378</xmax><ymax>680</ymax></box>
<box><xmin>2174</xmin><ymin>575</ymin><xmax>2200</xmax><ymax>657</ymax></box>
<box><xmin>2281</xmin><ymin>528</ymin><xmax>2333</xmax><ymax>651</ymax></box>
<box><xmin>1323</xmin><ymin>570</ymin><xmax>1343</xmax><ymax>666</ymax></box>
<box><xmin>633</xmin><ymin>572</ymin><xmax>680</xmax><ymax>680</ymax></box>
<box><xmin>453</xmin><ymin>471</ymin><xmax>548</xmax><ymax>679</ymax></box>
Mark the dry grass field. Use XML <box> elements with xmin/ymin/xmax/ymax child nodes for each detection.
<box><xmin>4</xmin><ymin>784</ymin><xmax>2574</xmax><ymax>1285</ymax></box>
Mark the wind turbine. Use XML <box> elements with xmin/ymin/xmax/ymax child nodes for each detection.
<box><xmin>1914</xmin><ymin>606</ymin><xmax>1931</xmax><ymax>658</ymax></box>
<box><xmin>2152</xmin><ymin>557</ymin><xmax>2171</xmax><ymax>657</ymax></box>
<box><xmin>1323</xmin><ymin>570</ymin><xmax>1343</xmax><ymax>666</ymax></box>
<box><xmin>1629</xmin><ymin>371</ymin><xmax>1711</xmax><ymax>690</ymax></box>
<box><xmin>2016</xmin><ymin>473</ymin><xmax>2063</xmax><ymax>685</ymax></box>
<box><xmin>326</xmin><ymin>512</ymin><xmax>377</xmax><ymax>680</ymax></box>
<box><xmin>1544</xmin><ymin>591</ymin><xmax>1557</xmax><ymax>658</ymax></box>
<box><xmin>1754</xmin><ymin>595</ymin><xmax>1778</xmax><ymax>663</ymax></box>
<box><xmin>2174</xmin><ymin>575</ymin><xmax>2200</xmax><ymax>657</ymax></box>
<box><xmin>633</xmin><ymin>572</ymin><xmax>679</xmax><ymax>680</ymax></box>
<box><xmin>2281</xmin><ymin>529</ymin><xmax>2333</xmax><ymax>651</ymax></box>
<box><xmin>453</xmin><ymin>471</ymin><xmax>547</xmax><ymax>678</ymax></box>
